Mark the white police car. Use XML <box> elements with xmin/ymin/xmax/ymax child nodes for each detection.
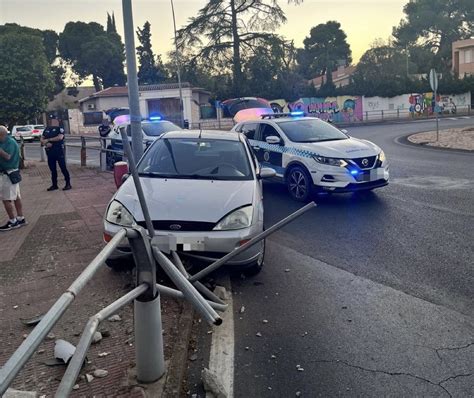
<box><xmin>105</xmin><ymin>117</ymin><xmax>181</xmax><ymax>169</ymax></box>
<box><xmin>232</xmin><ymin>113</ymin><xmax>389</xmax><ymax>201</ymax></box>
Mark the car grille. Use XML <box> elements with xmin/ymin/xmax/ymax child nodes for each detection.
<box><xmin>349</xmin><ymin>155</ymin><xmax>377</xmax><ymax>169</ymax></box>
<box><xmin>137</xmin><ymin>220</ymin><xmax>216</xmax><ymax>231</ymax></box>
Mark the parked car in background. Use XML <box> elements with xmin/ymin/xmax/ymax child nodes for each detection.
<box><xmin>27</xmin><ymin>124</ymin><xmax>45</xmax><ymax>140</ymax></box>
<box><xmin>12</xmin><ymin>125</ymin><xmax>34</xmax><ymax>141</ymax></box>
<box><xmin>104</xmin><ymin>130</ymin><xmax>275</xmax><ymax>275</ymax></box>
<box><xmin>232</xmin><ymin>113</ymin><xmax>389</xmax><ymax>201</ymax></box>
<box><xmin>104</xmin><ymin>117</ymin><xmax>182</xmax><ymax>169</ymax></box>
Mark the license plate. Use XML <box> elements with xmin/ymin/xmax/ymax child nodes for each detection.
<box><xmin>152</xmin><ymin>235</ymin><xmax>205</xmax><ymax>253</ymax></box>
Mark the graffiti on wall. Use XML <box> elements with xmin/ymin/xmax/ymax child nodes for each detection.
<box><xmin>408</xmin><ymin>92</ymin><xmax>470</xmax><ymax>116</ymax></box>
<box><xmin>270</xmin><ymin>96</ymin><xmax>363</xmax><ymax>122</ymax></box>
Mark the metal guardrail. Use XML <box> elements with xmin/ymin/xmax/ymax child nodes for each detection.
<box><xmin>0</xmin><ymin>121</ymin><xmax>317</xmax><ymax>396</ymax></box>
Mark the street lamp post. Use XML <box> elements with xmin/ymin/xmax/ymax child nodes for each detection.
<box><xmin>170</xmin><ymin>0</ymin><xmax>185</xmax><ymax>128</ymax></box>
<box><xmin>122</xmin><ymin>0</ymin><xmax>143</xmax><ymax>163</ymax></box>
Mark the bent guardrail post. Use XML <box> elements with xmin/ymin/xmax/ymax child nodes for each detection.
<box><xmin>171</xmin><ymin>251</ymin><xmax>226</xmax><ymax>306</ymax></box>
<box><xmin>153</xmin><ymin>247</ymin><xmax>222</xmax><ymax>326</ymax></box>
<box><xmin>56</xmin><ymin>284</ymin><xmax>149</xmax><ymax>396</ymax></box>
<box><xmin>189</xmin><ymin>202</ymin><xmax>317</xmax><ymax>283</ymax></box>
<box><xmin>119</xmin><ymin>128</ymin><xmax>155</xmax><ymax>237</ymax></box>
<box><xmin>0</xmin><ymin>229</ymin><xmax>127</xmax><ymax>395</ymax></box>
<box><xmin>156</xmin><ymin>283</ymin><xmax>228</xmax><ymax>312</ymax></box>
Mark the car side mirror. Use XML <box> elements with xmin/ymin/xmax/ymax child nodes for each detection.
<box><xmin>114</xmin><ymin>161</ymin><xmax>129</xmax><ymax>188</ymax></box>
<box><xmin>266</xmin><ymin>136</ymin><xmax>281</xmax><ymax>145</ymax></box>
<box><xmin>258</xmin><ymin>167</ymin><xmax>276</xmax><ymax>179</ymax></box>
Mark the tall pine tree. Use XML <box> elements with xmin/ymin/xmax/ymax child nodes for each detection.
<box><xmin>136</xmin><ymin>21</ymin><xmax>167</xmax><ymax>85</ymax></box>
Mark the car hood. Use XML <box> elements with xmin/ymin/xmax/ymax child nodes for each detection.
<box><xmin>296</xmin><ymin>137</ymin><xmax>379</xmax><ymax>158</ymax></box>
<box><xmin>114</xmin><ymin>177</ymin><xmax>255</xmax><ymax>223</ymax></box>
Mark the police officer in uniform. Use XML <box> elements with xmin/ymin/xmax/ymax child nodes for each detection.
<box><xmin>41</xmin><ymin>126</ymin><xmax>72</xmax><ymax>191</ymax></box>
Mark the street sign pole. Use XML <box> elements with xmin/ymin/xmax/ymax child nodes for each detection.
<box><xmin>122</xmin><ymin>0</ymin><xmax>143</xmax><ymax>163</ymax></box>
<box><xmin>429</xmin><ymin>68</ymin><xmax>439</xmax><ymax>141</ymax></box>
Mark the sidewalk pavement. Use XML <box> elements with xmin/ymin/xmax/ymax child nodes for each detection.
<box><xmin>0</xmin><ymin>162</ymin><xmax>187</xmax><ymax>397</ymax></box>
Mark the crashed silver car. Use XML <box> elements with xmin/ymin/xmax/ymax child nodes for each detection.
<box><xmin>103</xmin><ymin>130</ymin><xmax>275</xmax><ymax>275</ymax></box>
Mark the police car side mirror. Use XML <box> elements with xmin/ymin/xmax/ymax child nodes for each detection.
<box><xmin>266</xmin><ymin>136</ymin><xmax>281</xmax><ymax>145</ymax></box>
<box><xmin>258</xmin><ymin>167</ymin><xmax>276</xmax><ymax>179</ymax></box>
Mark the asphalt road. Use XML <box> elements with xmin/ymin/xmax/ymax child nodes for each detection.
<box><xmin>227</xmin><ymin>117</ymin><xmax>474</xmax><ymax>397</ymax></box>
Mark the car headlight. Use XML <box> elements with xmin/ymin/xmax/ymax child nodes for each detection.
<box><xmin>378</xmin><ymin>150</ymin><xmax>386</xmax><ymax>163</ymax></box>
<box><xmin>213</xmin><ymin>206</ymin><xmax>253</xmax><ymax>231</ymax></box>
<box><xmin>313</xmin><ymin>155</ymin><xmax>347</xmax><ymax>167</ymax></box>
<box><xmin>106</xmin><ymin>200</ymin><xmax>136</xmax><ymax>227</ymax></box>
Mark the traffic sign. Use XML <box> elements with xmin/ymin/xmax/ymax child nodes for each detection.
<box><xmin>429</xmin><ymin>69</ymin><xmax>438</xmax><ymax>92</ymax></box>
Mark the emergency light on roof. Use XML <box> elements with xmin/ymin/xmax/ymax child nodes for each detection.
<box><xmin>261</xmin><ymin>112</ymin><xmax>307</xmax><ymax>119</ymax></box>
<box><xmin>149</xmin><ymin>116</ymin><xmax>162</xmax><ymax>121</ymax></box>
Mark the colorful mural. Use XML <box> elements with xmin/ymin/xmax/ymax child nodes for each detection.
<box><xmin>270</xmin><ymin>96</ymin><xmax>364</xmax><ymax>122</ymax></box>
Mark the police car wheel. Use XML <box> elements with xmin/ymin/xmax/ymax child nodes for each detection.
<box><xmin>287</xmin><ymin>166</ymin><xmax>312</xmax><ymax>202</ymax></box>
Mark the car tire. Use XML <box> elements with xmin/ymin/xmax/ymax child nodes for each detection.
<box><xmin>243</xmin><ymin>240</ymin><xmax>265</xmax><ymax>276</ymax></box>
<box><xmin>286</xmin><ymin>165</ymin><xmax>312</xmax><ymax>202</ymax></box>
<box><xmin>105</xmin><ymin>256</ymin><xmax>135</xmax><ymax>271</ymax></box>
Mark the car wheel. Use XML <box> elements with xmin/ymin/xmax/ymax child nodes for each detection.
<box><xmin>243</xmin><ymin>240</ymin><xmax>265</xmax><ymax>277</ymax></box>
<box><xmin>287</xmin><ymin>166</ymin><xmax>312</xmax><ymax>202</ymax></box>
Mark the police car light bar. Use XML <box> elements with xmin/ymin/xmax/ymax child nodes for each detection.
<box><xmin>261</xmin><ymin>112</ymin><xmax>306</xmax><ymax>119</ymax></box>
<box><xmin>149</xmin><ymin>116</ymin><xmax>162</xmax><ymax>121</ymax></box>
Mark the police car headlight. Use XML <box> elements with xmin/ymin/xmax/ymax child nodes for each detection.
<box><xmin>313</xmin><ymin>155</ymin><xmax>347</xmax><ymax>167</ymax></box>
<box><xmin>106</xmin><ymin>200</ymin><xmax>136</xmax><ymax>227</ymax></box>
<box><xmin>213</xmin><ymin>206</ymin><xmax>253</xmax><ymax>231</ymax></box>
<box><xmin>378</xmin><ymin>150</ymin><xmax>386</xmax><ymax>164</ymax></box>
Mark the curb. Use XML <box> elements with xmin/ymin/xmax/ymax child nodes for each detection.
<box><xmin>334</xmin><ymin>114</ymin><xmax>472</xmax><ymax>128</ymax></box>
<box><xmin>396</xmin><ymin>133</ymin><xmax>474</xmax><ymax>154</ymax></box>
<box><xmin>162</xmin><ymin>302</ymin><xmax>195</xmax><ymax>398</ymax></box>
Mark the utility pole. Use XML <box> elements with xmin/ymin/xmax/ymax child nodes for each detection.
<box><xmin>171</xmin><ymin>0</ymin><xmax>185</xmax><ymax>128</ymax></box>
<box><xmin>406</xmin><ymin>45</ymin><xmax>409</xmax><ymax>76</ymax></box>
<box><xmin>122</xmin><ymin>0</ymin><xmax>143</xmax><ymax>162</ymax></box>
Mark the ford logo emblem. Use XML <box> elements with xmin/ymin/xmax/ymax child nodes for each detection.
<box><xmin>169</xmin><ymin>224</ymin><xmax>182</xmax><ymax>230</ymax></box>
<box><xmin>362</xmin><ymin>158</ymin><xmax>369</xmax><ymax>167</ymax></box>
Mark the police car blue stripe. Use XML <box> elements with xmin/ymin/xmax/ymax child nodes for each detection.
<box><xmin>248</xmin><ymin>140</ymin><xmax>316</xmax><ymax>159</ymax></box>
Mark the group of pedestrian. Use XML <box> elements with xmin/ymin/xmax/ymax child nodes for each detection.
<box><xmin>0</xmin><ymin>123</ymin><xmax>71</xmax><ymax>232</ymax></box>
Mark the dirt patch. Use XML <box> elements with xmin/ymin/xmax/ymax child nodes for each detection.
<box><xmin>408</xmin><ymin>127</ymin><xmax>474</xmax><ymax>151</ymax></box>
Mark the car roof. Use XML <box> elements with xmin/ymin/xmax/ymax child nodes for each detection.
<box><xmin>163</xmin><ymin>130</ymin><xmax>242</xmax><ymax>141</ymax></box>
<box><xmin>238</xmin><ymin>116</ymin><xmax>320</xmax><ymax>125</ymax></box>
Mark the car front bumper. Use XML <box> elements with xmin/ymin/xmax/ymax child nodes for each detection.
<box><xmin>104</xmin><ymin>220</ymin><xmax>264</xmax><ymax>267</ymax></box>
<box><xmin>310</xmin><ymin>165</ymin><xmax>389</xmax><ymax>192</ymax></box>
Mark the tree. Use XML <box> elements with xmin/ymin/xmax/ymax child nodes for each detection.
<box><xmin>136</xmin><ymin>22</ymin><xmax>168</xmax><ymax>85</ymax></box>
<box><xmin>351</xmin><ymin>41</ymin><xmax>417</xmax><ymax>97</ymax></box>
<box><xmin>59</xmin><ymin>20</ymin><xmax>125</xmax><ymax>91</ymax></box>
<box><xmin>0</xmin><ymin>32</ymin><xmax>54</xmax><ymax>125</ymax></box>
<box><xmin>106</xmin><ymin>12</ymin><xmax>117</xmax><ymax>34</ymax></box>
<box><xmin>176</xmin><ymin>0</ymin><xmax>297</xmax><ymax>95</ymax></box>
<box><xmin>298</xmin><ymin>21</ymin><xmax>352</xmax><ymax>85</ymax></box>
<box><xmin>393</xmin><ymin>0</ymin><xmax>474</xmax><ymax>72</ymax></box>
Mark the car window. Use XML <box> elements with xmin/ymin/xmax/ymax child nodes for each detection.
<box><xmin>240</xmin><ymin>123</ymin><xmax>258</xmax><ymax>140</ymax></box>
<box><xmin>138</xmin><ymin>138</ymin><xmax>253</xmax><ymax>181</ymax></box>
<box><xmin>17</xmin><ymin>126</ymin><xmax>31</xmax><ymax>132</ymax></box>
<box><xmin>278</xmin><ymin>119</ymin><xmax>348</xmax><ymax>143</ymax></box>
<box><xmin>259</xmin><ymin>124</ymin><xmax>281</xmax><ymax>142</ymax></box>
<box><xmin>34</xmin><ymin>125</ymin><xmax>44</xmax><ymax>129</ymax></box>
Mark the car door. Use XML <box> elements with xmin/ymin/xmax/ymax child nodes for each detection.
<box><xmin>256</xmin><ymin>123</ymin><xmax>285</xmax><ymax>175</ymax></box>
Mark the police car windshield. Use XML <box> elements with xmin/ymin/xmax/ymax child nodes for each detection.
<box><xmin>126</xmin><ymin>121</ymin><xmax>181</xmax><ymax>137</ymax></box>
<box><xmin>278</xmin><ymin>119</ymin><xmax>348</xmax><ymax>143</ymax></box>
<box><xmin>138</xmin><ymin>138</ymin><xmax>253</xmax><ymax>181</ymax></box>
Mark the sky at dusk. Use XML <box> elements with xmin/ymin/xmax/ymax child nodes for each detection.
<box><xmin>0</xmin><ymin>0</ymin><xmax>408</xmax><ymax>63</ymax></box>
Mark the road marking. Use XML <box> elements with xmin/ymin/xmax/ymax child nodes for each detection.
<box><xmin>208</xmin><ymin>276</ymin><xmax>234</xmax><ymax>398</ymax></box>
<box><xmin>459</xmin><ymin>116</ymin><xmax>471</xmax><ymax>119</ymax></box>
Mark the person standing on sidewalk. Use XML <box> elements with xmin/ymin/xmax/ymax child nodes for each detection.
<box><xmin>0</xmin><ymin>126</ymin><xmax>26</xmax><ymax>231</ymax></box>
<box><xmin>41</xmin><ymin>125</ymin><xmax>72</xmax><ymax>191</ymax></box>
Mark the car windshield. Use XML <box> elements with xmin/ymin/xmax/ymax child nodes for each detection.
<box><xmin>278</xmin><ymin>119</ymin><xmax>348</xmax><ymax>143</ymax></box>
<box><xmin>138</xmin><ymin>138</ymin><xmax>253</xmax><ymax>181</ymax></box>
<box><xmin>126</xmin><ymin>121</ymin><xmax>181</xmax><ymax>137</ymax></box>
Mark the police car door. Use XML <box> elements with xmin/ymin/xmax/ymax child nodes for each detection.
<box><xmin>257</xmin><ymin>123</ymin><xmax>285</xmax><ymax>176</ymax></box>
